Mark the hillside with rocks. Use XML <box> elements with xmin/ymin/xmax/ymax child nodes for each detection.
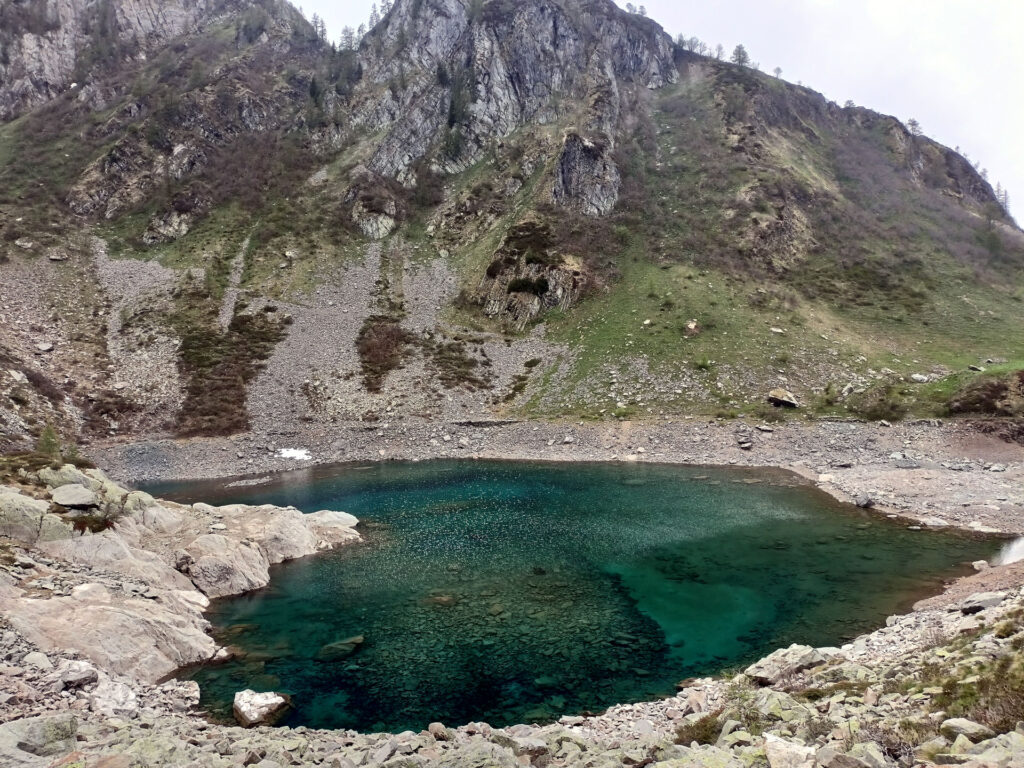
<box><xmin>0</xmin><ymin>0</ymin><xmax>1021</xmax><ymax>456</ymax></box>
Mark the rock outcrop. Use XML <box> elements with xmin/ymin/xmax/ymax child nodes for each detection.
<box><xmin>0</xmin><ymin>465</ymin><xmax>361</xmax><ymax>682</ymax></box>
<box><xmin>353</xmin><ymin>0</ymin><xmax>677</xmax><ymax>196</ymax></box>
<box><xmin>0</xmin><ymin>0</ymin><xmax>238</xmax><ymax>121</ymax></box>
<box><xmin>552</xmin><ymin>131</ymin><xmax>621</xmax><ymax>216</ymax></box>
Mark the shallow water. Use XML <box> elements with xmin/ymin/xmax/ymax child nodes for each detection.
<box><xmin>148</xmin><ymin>460</ymin><xmax>996</xmax><ymax>732</ymax></box>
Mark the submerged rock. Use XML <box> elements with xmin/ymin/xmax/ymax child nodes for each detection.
<box><xmin>233</xmin><ymin>689</ymin><xmax>291</xmax><ymax>727</ymax></box>
<box><xmin>317</xmin><ymin>635</ymin><xmax>366</xmax><ymax>661</ymax></box>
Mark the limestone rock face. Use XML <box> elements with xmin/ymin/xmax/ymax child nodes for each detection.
<box><xmin>0</xmin><ymin>0</ymin><xmax>230</xmax><ymax>121</ymax></box>
<box><xmin>552</xmin><ymin>131</ymin><xmax>621</xmax><ymax>216</ymax></box>
<box><xmin>354</xmin><ymin>0</ymin><xmax>677</xmax><ymax>192</ymax></box>
<box><xmin>233</xmin><ymin>689</ymin><xmax>291</xmax><ymax>727</ymax></box>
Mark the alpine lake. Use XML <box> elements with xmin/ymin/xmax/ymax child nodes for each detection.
<box><xmin>146</xmin><ymin>460</ymin><xmax>998</xmax><ymax>733</ymax></box>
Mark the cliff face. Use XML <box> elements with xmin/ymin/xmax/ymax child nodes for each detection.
<box><xmin>0</xmin><ymin>0</ymin><xmax>1022</xmax><ymax>451</ymax></box>
<box><xmin>352</xmin><ymin>0</ymin><xmax>676</xmax><ymax>218</ymax></box>
<box><xmin>0</xmin><ymin>0</ymin><xmax>242</xmax><ymax>121</ymax></box>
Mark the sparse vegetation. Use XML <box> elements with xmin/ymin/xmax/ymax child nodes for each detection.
<box><xmin>674</xmin><ymin>711</ymin><xmax>722</xmax><ymax>745</ymax></box>
<box><xmin>356</xmin><ymin>316</ymin><xmax>416</xmax><ymax>393</ymax></box>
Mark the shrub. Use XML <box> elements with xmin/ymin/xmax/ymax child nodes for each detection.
<box><xmin>936</xmin><ymin>656</ymin><xmax>1024</xmax><ymax>734</ymax></box>
<box><xmin>428</xmin><ymin>341</ymin><xmax>491</xmax><ymax>391</ymax></box>
<box><xmin>171</xmin><ymin>308</ymin><xmax>288</xmax><ymax>437</ymax></box>
<box><xmin>674</xmin><ymin>711</ymin><xmax>722</xmax><ymax>746</ymax></box>
<box><xmin>356</xmin><ymin>316</ymin><xmax>416</xmax><ymax>392</ymax></box>
<box><xmin>849</xmin><ymin>384</ymin><xmax>908</xmax><ymax>422</ymax></box>
<box><xmin>35</xmin><ymin>425</ymin><xmax>61</xmax><ymax>459</ymax></box>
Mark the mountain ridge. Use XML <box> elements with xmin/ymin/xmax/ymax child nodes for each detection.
<box><xmin>0</xmin><ymin>0</ymin><xmax>1022</xmax><ymax>454</ymax></box>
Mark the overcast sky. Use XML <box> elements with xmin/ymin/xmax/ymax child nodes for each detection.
<box><xmin>299</xmin><ymin>0</ymin><xmax>1022</xmax><ymax>220</ymax></box>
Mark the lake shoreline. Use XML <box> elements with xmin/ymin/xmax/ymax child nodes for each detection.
<box><xmin>2</xmin><ymin>450</ymin><xmax>1023</xmax><ymax>765</ymax></box>
<box><xmin>95</xmin><ymin>417</ymin><xmax>1024</xmax><ymax>537</ymax></box>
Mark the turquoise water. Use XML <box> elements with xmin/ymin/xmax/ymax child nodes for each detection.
<box><xmin>148</xmin><ymin>460</ymin><xmax>995</xmax><ymax>732</ymax></box>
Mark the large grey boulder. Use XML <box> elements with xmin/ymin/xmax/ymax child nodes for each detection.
<box><xmin>960</xmin><ymin>592</ymin><xmax>1006</xmax><ymax>615</ymax></box>
<box><xmin>940</xmin><ymin>718</ymin><xmax>995</xmax><ymax>741</ymax></box>
<box><xmin>89</xmin><ymin>679</ymin><xmax>139</xmax><ymax>717</ymax></box>
<box><xmin>0</xmin><ymin>714</ymin><xmax>77</xmax><ymax>766</ymax></box>
<box><xmin>233</xmin><ymin>689</ymin><xmax>291</xmax><ymax>727</ymax></box>
<box><xmin>50</xmin><ymin>483</ymin><xmax>98</xmax><ymax>508</ymax></box>
<box><xmin>184</xmin><ymin>533</ymin><xmax>272</xmax><ymax>598</ymax></box>
<box><xmin>745</xmin><ymin>643</ymin><xmax>827</xmax><ymax>685</ymax></box>
<box><xmin>0</xmin><ymin>489</ymin><xmax>72</xmax><ymax>545</ymax></box>
<box><xmin>764</xmin><ymin>734</ymin><xmax>815</xmax><ymax>768</ymax></box>
<box><xmin>37</xmin><ymin>465</ymin><xmax>100</xmax><ymax>491</ymax></box>
<box><xmin>966</xmin><ymin>731</ymin><xmax>1024</xmax><ymax>763</ymax></box>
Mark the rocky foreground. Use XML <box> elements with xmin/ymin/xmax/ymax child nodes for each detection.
<box><xmin>1</xmin><ymin>464</ymin><xmax>1024</xmax><ymax>767</ymax></box>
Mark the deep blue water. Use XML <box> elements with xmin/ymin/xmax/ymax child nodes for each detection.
<box><xmin>146</xmin><ymin>460</ymin><xmax>995</xmax><ymax>732</ymax></box>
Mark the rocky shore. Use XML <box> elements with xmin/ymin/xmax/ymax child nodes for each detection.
<box><xmin>1</xmin><ymin>449</ymin><xmax>1023</xmax><ymax>767</ymax></box>
<box><xmin>96</xmin><ymin>418</ymin><xmax>1024</xmax><ymax>535</ymax></box>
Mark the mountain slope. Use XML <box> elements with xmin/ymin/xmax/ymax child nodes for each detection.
<box><xmin>1</xmin><ymin>0</ymin><xmax>1022</xmax><ymax>453</ymax></box>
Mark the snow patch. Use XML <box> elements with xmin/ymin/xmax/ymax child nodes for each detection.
<box><xmin>277</xmin><ymin>449</ymin><xmax>312</xmax><ymax>461</ymax></box>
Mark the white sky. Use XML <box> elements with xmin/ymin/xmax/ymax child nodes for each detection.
<box><xmin>300</xmin><ymin>0</ymin><xmax>1023</xmax><ymax>220</ymax></box>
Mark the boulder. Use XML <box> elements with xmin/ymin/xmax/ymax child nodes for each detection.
<box><xmin>22</xmin><ymin>651</ymin><xmax>52</xmax><ymax>671</ymax></box>
<box><xmin>37</xmin><ymin>465</ymin><xmax>100</xmax><ymax>491</ymax></box>
<box><xmin>0</xmin><ymin>714</ymin><xmax>77</xmax><ymax>765</ymax></box>
<box><xmin>89</xmin><ymin>679</ymin><xmax>138</xmax><ymax>717</ymax></box>
<box><xmin>307</xmin><ymin>509</ymin><xmax>360</xmax><ymax>533</ymax></box>
<box><xmin>429</xmin><ymin>722</ymin><xmax>454</xmax><ymax>741</ymax></box>
<box><xmin>233</xmin><ymin>690</ymin><xmax>291</xmax><ymax>727</ymax></box>
<box><xmin>745</xmin><ymin>643</ymin><xmax>827</xmax><ymax>685</ymax></box>
<box><xmin>50</xmin><ymin>484</ymin><xmax>98</xmax><ymax>508</ymax></box>
<box><xmin>49</xmin><ymin>659</ymin><xmax>99</xmax><ymax>690</ymax></box>
<box><xmin>133</xmin><ymin>501</ymin><xmax>182</xmax><ymax>533</ymax></box>
<box><xmin>183</xmin><ymin>534</ymin><xmax>272</xmax><ymax>598</ymax></box>
<box><xmin>0</xmin><ymin>490</ymin><xmax>72</xmax><ymax>545</ymax></box>
<box><xmin>764</xmin><ymin>734</ymin><xmax>815</xmax><ymax>768</ymax></box>
<box><xmin>966</xmin><ymin>731</ymin><xmax>1024</xmax><ymax>764</ymax></box>
<box><xmin>317</xmin><ymin>635</ymin><xmax>365</xmax><ymax>661</ymax></box>
<box><xmin>940</xmin><ymin>718</ymin><xmax>994</xmax><ymax>742</ymax></box>
<box><xmin>960</xmin><ymin>592</ymin><xmax>1005</xmax><ymax>615</ymax></box>
<box><xmin>767</xmin><ymin>389</ymin><xmax>800</xmax><ymax>408</ymax></box>
<box><xmin>751</xmin><ymin>689</ymin><xmax>815</xmax><ymax>723</ymax></box>
<box><xmin>845</xmin><ymin>742</ymin><xmax>888</xmax><ymax>768</ymax></box>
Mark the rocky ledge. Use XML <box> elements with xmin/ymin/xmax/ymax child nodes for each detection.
<box><xmin>0</xmin><ymin>463</ymin><xmax>359</xmax><ymax>710</ymax></box>
<box><xmin>2</xmin><ymin>465</ymin><xmax>1024</xmax><ymax>768</ymax></box>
